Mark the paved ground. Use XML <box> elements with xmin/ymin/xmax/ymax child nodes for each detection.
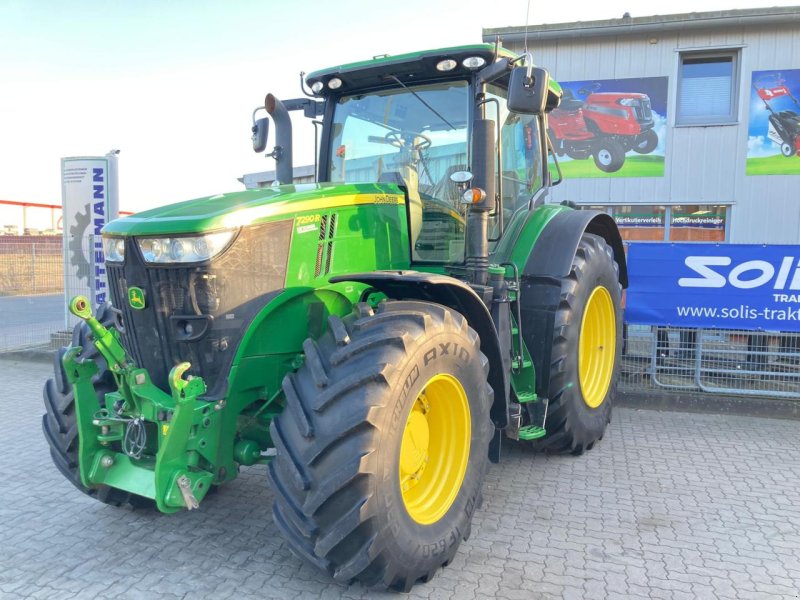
<box><xmin>0</xmin><ymin>294</ymin><xmax>65</xmax><ymax>351</ymax></box>
<box><xmin>2</xmin><ymin>358</ymin><xmax>799</xmax><ymax>600</ymax></box>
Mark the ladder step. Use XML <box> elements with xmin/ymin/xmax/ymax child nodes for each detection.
<box><xmin>518</xmin><ymin>425</ymin><xmax>547</xmax><ymax>441</ymax></box>
<box><xmin>516</xmin><ymin>391</ymin><xmax>537</xmax><ymax>403</ymax></box>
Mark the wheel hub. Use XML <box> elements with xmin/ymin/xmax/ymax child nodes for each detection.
<box><xmin>578</xmin><ymin>286</ymin><xmax>616</xmax><ymax>408</ymax></box>
<box><xmin>399</xmin><ymin>374</ymin><xmax>470</xmax><ymax>525</ymax></box>
<box><xmin>399</xmin><ymin>406</ymin><xmax>429</xmax><ymax>480</ymax></box>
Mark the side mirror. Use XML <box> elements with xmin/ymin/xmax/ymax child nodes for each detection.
<box><xmin>252</xmin><ymin>114</ymin><xmax>269</xmax><ymax>153</ymax></box>
<box><xmin>507</xmin><ymin>66</ymin><xmax>550</xmax><ymax>115</ymax></box>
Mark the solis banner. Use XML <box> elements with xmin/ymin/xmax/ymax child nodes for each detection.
<box><xmin>626</xmin><ymin>243</ymin><xmax>800</xmax><ymax>331</ymax></box>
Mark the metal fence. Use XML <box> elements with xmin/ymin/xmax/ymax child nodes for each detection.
<box><xmin>0</xmin><ymin>235</ymin><xmax>74</xmax><ymax>352</ymax></box>
<box><xmin>621</xmin><ymin>324</ymin><xmax>800</xmax><ymax>399</ymax></box>
<box><xmin>1</xmin><ymin>236</ymin><xmax>799</xmax><ymax>401</ymax></box>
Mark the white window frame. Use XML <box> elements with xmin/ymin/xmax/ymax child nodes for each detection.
<box><xmin>675</xmin><ymin>49</ymin><xmax>741</xmax><ymax>126</ymax></box>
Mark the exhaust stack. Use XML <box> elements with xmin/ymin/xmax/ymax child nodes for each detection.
<box><xmin>266</xmin><ymin>93</ymin><xmax>293</xmax><ymax>185</ymax></box>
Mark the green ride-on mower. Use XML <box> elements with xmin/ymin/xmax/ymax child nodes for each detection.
<box><xmin>43</xmin><ymin>44</ymin><xmax>627</xmax><ymax>591</ymax></box>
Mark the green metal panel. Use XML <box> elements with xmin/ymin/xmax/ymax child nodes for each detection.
<box><xmin>102</xmin><ymin>183</ymin><xmax>406</xmax><ymax>236</ymax></box>
<box><xmin>492</xmin><ymin>203</ymin><xmax>571</xmax><ymax>272</ymax></box>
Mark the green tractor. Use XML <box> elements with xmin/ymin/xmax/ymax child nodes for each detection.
<box><xmin>43</xmin><ymin>44</ymin><xmax>626</xmax><ymax>591</ymax></box>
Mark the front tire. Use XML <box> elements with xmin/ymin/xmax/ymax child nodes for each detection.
<box><xmin>782</xmin><ymin>142</ymin><xmax>795</xmax><ymax>157</ymax></box>
<box><xmin>632</xmin><ymin>129</ymin><xmax>658</xmax><ymax>154</ymax></box>
<box><xmin>539</xmin><ymin>234</ymin><xmax>623</xmax><ymax>454</ymax></box>
<box><xmin>268</xmin><ymin>300</ymin><xmax>492</xmax><ymax>591</ymax></box>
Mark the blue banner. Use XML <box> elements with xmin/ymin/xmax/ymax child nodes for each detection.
<box><xmin>626</xmin><ymin>243</ymin><xmax>800</xmax><ymax>331</ymax></box>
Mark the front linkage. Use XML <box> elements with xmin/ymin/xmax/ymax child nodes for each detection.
<box><xmin>64</xmin><ymin>295</ymin><xmax>218</xmax><ymax>513</ymax></box>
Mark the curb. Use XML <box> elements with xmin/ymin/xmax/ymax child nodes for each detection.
<box><xmin>0</xmin><ymin>348</ymin><xmax>55</xmax><ymax>364</ymax></box>
<box><xmin>617</xmin><ymin>389</ymin><xmax>800</xmax><ymax>421</ymax></box>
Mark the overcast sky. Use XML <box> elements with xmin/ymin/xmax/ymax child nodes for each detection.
<box><xmin>1</xmin><ymin>0</ymin><xmax>797</xmax><ymax>228</ymax></box>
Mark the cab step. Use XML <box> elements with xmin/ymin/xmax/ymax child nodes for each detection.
<box><xmin>518</xmin><ymin>425</ymin><xmax>547</xmax><ymax>441</ymax></box>
<box><xmin>515</xmin><ymin>391</ymin><xmax>538</xmax><ymax>404</ymax></box>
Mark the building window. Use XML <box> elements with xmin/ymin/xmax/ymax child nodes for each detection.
<box><xmin>676</xmin><ymin>52</ymin><xmax>740</xmax><ymax>125</ymax></box>
<box><xmin>669</xmin><ymin>205</ymin><xmax>726</xmax><ymax>242</ymax></box>
<box><xmin>612</xmin><ymin>205</ymin><xmax>667</xmax><ymax>241</ymax></box>
<box><xmin>583</xmin><ymin>204</ymin><xmax>729</xmax><ymax>242</ymax></box>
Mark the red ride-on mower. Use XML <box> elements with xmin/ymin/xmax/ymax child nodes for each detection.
<box><xmin>548</xmin><ymin>83</ymin><xmax>658</xmax><ymax>173</ymax></box>
<box><xmin>754</xmin><ymin>74</ymin><xmax>800</xmax><ymax>158</ymax></box>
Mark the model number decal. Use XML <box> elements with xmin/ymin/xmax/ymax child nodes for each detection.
<box><xmin>296</xmin><ymin>214</ymin><xmax>321</xmax><ymax>225</ymax></box>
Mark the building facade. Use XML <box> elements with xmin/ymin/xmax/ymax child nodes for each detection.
<box><xmin>484</xmin><ymin>7</ymin><xmax>800</xmax><ymax>245</ymax></box>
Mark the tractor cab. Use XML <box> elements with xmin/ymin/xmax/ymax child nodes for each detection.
<box><xmin>254</xmin><ymin>44</ymin><xmax>561</xmax><ymax>268</ymax></box>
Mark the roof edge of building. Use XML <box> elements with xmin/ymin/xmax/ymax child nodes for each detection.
<box><xmin>483</xmin><ymin>6</ymin><xmax>800</xmax><ymax>42</ymax></box>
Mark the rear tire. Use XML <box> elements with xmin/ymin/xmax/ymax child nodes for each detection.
<box><xmin>41</xmin><ymin>303</ymin><xmax>155</xmax><ymax>509</ymax></box>
<box><xmin>538</xmin><ymin>234</ymin><xmax>622</xmax><ymax>454</ymax></box>
<box><xmin>593</xmin><ymin>139</ymin><xmax>626</xmax><ymax>172</ymax></box>
<box><xmin>268</xmin><ymin>300</ymin><xmax>492</xmax><ymax>591</ymax></box>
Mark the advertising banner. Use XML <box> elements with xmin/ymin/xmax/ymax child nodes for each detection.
<box><xmin>62</xmin><ymin>155</ymin><xmax>119</xmax><ymax>327</ymax></box>
<box><xmin>746</xmin><ymin>68</ymin><xmax>800</xmax><ymax>175</ymax></box>
<box><xmin>547</xmin><ymin>76</ymin><xmax>668</xmax><ymax>178</ymax></box>
<box><xmin>626</xmin><ymin>243</ymin><xmax>800</xmax><ymax>331</ymax></box>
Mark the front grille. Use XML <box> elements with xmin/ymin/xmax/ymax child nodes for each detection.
<box><xmin>108</xmin><ymin>220</ymin><xmax>292</xmax><ymax>397</ymax></box>
<box><xmin>314</xmin><ymin>213</ymin><xmax>337</xmax><ymax>278</ymax></box>
<box><xmin>634</xmin><ymin>99</ymin><xmax>653</xmax><ymax>123</ymax></box>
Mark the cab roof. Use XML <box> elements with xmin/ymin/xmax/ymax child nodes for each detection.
<box><xmin>305</xmin><ymin>44</ymin><xmax>517</xmax><ymax>93</ymax></box>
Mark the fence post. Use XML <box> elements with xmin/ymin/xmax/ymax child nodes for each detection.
<box><xmin>32</xmin><ymin>243</ymin><xmax>37</xmax><ymax>294</ymax></box>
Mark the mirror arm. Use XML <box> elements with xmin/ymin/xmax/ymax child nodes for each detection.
<box><xmin>476</xmin><ymin>58</ymin><xmax>514</xmax><ymax>85</ymax></box>
<box><xmin>299</xmin><ymin>71</ymin><xmax>315</xmax><ymax>98</ymax></box>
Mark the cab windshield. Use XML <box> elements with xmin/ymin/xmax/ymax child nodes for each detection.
<box><xmin>328</xmin><ymin>81</ymin><xmax>469</xmax><ymax>262</ymax></box>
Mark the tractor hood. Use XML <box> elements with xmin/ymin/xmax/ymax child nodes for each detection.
<box><xmin>103</xmin><ymin>182</ymin><xmax>405</xmax><ymax>236</ymax></box>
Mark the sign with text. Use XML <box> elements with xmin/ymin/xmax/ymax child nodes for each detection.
<box><xmin>62</xmin><ymin>155</ymin><xmax>119</xmax><ymax>327</ymax></box>
<box><xmin>626</xmin><ymin>242</ymin><xmax>800</xmax><ymax>331</ymax></box>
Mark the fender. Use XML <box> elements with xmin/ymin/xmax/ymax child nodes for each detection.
<box><xmin>330</xmin><ymin>271</ymin><xmax>509</xmax><ymax>432</ymax></box>
<box><xmin>524</xmin><ymin>209</ymin><xmax>628</xmax><ymax>286</ymax></box>
<box><xmin>520</xmin><ymin>208</ymin><xmax>627</xmax><ymax>400</ymax></box>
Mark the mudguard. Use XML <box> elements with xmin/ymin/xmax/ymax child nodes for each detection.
<box><xmin>523</xmin><ymin>209</ymin><xmax>627</xmax><ymax>286</ymax></box>
<box><xmin>520</xmin><ymin>208</ymin><xmax>627</xmax><ymax>399</ymax></box>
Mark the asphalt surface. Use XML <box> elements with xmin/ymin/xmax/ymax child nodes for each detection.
<box><xmin>2</xmin><ymin>358</ymin><xmax>799</xmax><ymax>599</ymax></box>
<box><xmin>0</xmin><ymin>294</ymin><xmax>66</xmax><ymax>350</ymax></box>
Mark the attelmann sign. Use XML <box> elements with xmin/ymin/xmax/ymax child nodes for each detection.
<box><xmin>62</xmin><ymin>154</ymin><xmax>119</xmax><ymax>326</ymax></box>
<box><xmin>626</xmin><ymin>243</ymin><xmax>800</xmax><ymax>331</ymax></box>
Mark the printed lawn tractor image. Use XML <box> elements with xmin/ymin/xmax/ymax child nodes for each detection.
<box><xmin>42</xmin><ymin>45</ymin><xmax>627</xmax><ymax>591</ymax></box>
<box><xmin>754</xmin><ymin>73</ymin><xmax>800</xmax><ymax>158</ymax></box>
<box><xmin>548</xmin><ymin>83</ymin><xmax>658</xmax><ymax>173</ymax></box>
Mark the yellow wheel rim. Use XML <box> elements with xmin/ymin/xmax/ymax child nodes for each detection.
<box><xmin>578</xmin><ymin>286</ymin><xmax>616</xmax><ymax>409</ymax></box>
<box><xmin>399</xmin><ymin>373</ymin><xmax>471</xmax><ymax>525</ymax></box>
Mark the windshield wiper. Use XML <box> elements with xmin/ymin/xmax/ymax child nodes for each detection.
<box><xmin>385</xmin><ymin>74</ymin><xmax>455</xmax><ymax>131</ymax></box>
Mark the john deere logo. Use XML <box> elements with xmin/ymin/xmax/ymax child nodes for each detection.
<box><xmin>128</xmin><ymin>287</ymin><xmax>146</xmax><ymax>310</ymax></box>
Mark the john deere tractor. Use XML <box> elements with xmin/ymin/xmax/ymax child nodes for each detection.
<box><xmin>43</xmin><ymin>44</ymin><xmax>627</xmax><ymax>591</ymax></box>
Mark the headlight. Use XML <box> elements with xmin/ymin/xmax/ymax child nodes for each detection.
<box><xmin>618</xmin><ymin>98</ymin><xmax>639</xmax><ymax>106</ymax></box>
<box><xmin>103</xmin><ymin>237</ymin><xmax>126</xmax><ymax>262</ymax></box>
<box><xmin>137</xmin><ymin>230</ymin><xmax>235</xmax><ymax>264</ymax></box>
